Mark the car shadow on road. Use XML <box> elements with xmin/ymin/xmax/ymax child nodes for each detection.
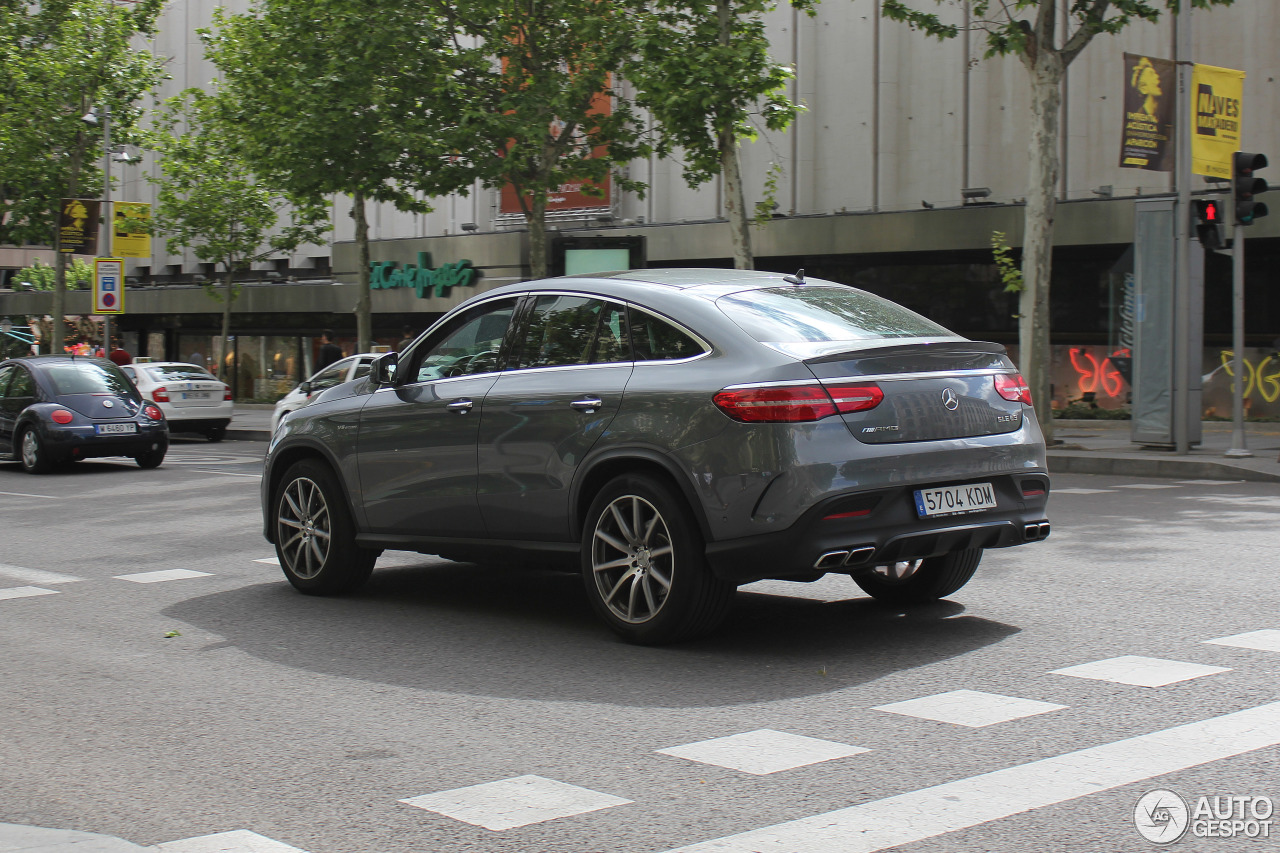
<box><xmin>164</xmin><ymin>559</ymin><xmax>1020</xmax><ymax>709</ymax></box>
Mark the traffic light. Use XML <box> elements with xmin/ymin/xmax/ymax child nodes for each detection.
<box><xmin>1232</xmin><ymin>152</ymin><xmax>1269</xmax><ymax>226</ymax></box>
<box><xmin>1193</xmin><ymin>198</ymin><xmax>1225</xmax><ymax>250</ymax></box>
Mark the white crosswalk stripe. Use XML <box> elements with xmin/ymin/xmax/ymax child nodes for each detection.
<box><xmin>156</xmin><ymin>829</ymin><xmax>310</xmax><ymax>853</ymax></box>
<box><xmin>0</xmin><ymin>563</ymin><xmax>82</xmax><ymax>585</ymax></box>
<box><xmin>0</xmin><ymin>586</ymin><xmax>59</xmax><ymax>601</ymax></box>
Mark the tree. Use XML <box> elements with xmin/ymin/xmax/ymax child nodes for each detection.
<box><xmin>439</xmin><ymin>0</ymin><xmax>651</xmax><ymax>278</ymax></box>
<box><xmin>881</xmin><ymin>0</ymin><xmax>1232</xmax><ymax>441</ymax></box>
<box><xmin>626</xmin><ymin>0</ymin><xmax>810</xmax><ymax>269</ymax></box>
<box><xmin>14</xmin><ymin>258</ymin><xmax>94</xmax><ymax>291</ymax></box>
<box><xmin>204</xmin><ymin>0</ymin><xmax>477</xmax><ymax>352</ymax></box>
<box><xmin>0</xmin><ymin>0</ymin><xmax>164</xmax><ymax>353</ymax></box>
<box><xmin>147</xmin><ymin>91</ymin><xmax>331</xmax><ymax>381</ymax></box>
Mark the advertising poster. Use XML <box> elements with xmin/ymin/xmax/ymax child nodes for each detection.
<box><xmin>59</xmin><ymin>198</ymin><xmax>101</xmax><ymax>254</ymax></box>
<box><xmin>1119</xmin><ymin>53</ymin><xmax>1176</xmax><ymax>172</ymax></box>
<box><xmin>112</xmin><ymin>202</ymin><xmax>152</xmax><ymax>258</ymax></box>
<box><xmin>1191</xmin><ymin>63</ymin><xmax>1245</xmax><ymax>179</ymax></box>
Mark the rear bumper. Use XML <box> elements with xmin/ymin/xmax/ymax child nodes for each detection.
<box><xmin>704</xmin><ymin>472</ymin><xmax>1050</xmax><ymax>584</ymax></box>
<box><xmin>42</xmin><ymin>423</ymin><xmax>169</xmax><ymax>461</ymax></box>
<box><xmin>165</xmin><ymin>417</ymin><xmax>231</xmax><ymax>434</ymax></box>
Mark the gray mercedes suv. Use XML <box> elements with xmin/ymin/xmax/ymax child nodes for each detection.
<box><xmin>261</xmin><ymin>269</ymin><xmax>1050</xmax><ymax>644</ymax></box>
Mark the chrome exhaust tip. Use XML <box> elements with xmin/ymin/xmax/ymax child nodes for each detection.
<box><xmin>1024</xmin><ymin>523</ymin><xmax>1041</xmax><ymax>541</ymax></box>
<box><xmin>844</xmin><ymin>546</ymin><xmax>876</xmax><ymax>565</ymax></box>
<box><xmin>1038</xmin><ymin>522</ymin><xmax>1051</xmax><ymax>540</ymax></box>
<box><xmin>815</xmin><ymin>550</ymin><xmax>850</xmax><ymax>570</ymax></box>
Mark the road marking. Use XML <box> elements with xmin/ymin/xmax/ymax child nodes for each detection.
<box><xmin>0</xmin><ymin>586</ymin><xmax>58</xmax><ymax>601</ymax></box>
<box><xmin>664</xmin><ymin>702</ymin><xmax>1280</xmax><ymax>853</ymax></box>
<box><xmin>0</xmin><ymin>564</ymin><xmax>82</xmax><ymax>585</ymax></box>
<box><xmin>0</xmin><ymin>490</ymin><xmax>61</xmax><ymax>499</ymax></box>
<box><xmin>1204</xmin><ymin>629</ymin><xmax>1280</xmax><ymax>653</ymax></box>
<box><xmin>873</xmin><ymin>690</ymin><xmax>1067</xmax><ymax>728</ymax></box>
<box><xmin>113</xmin><ymin>569</ymin><xmax>212</xmax><ymax>584</ymax></box>
<box><xmin>156</xmin><ymin>829</ymin><xmax>309</xmax><ymax>852</ymax></box>
<box><xmin>657</xmin><ymin>730</ymin><xmax>870</xmax><ymax>775</ymax></box>
<box><xmin>190</xmin><ymin>469</ymin><xmax>263</xmax><ymax>478</ymax></box>
<box><xmin>400</xmin><ymin>775</ymin><xmax>632</xmax><ymax>831</ymax></box>
<box><xmin>1176</xmin><ymin>479</ymin><xmax>1243</xmax><ymax>485</ymax></box>
<box><xmin>1115</xmin><ymin>483</ymin><xmax>1179</xmax><ymax>489</ymax></box>
<box><xmin>253</xmin><ymin>557</ymin><xmax>280</xmax><ymax>565</ymax></box>
<box><xmin>1050</xmin><ymin>655</ymin><xmax>1230</xmax><ymax>687</ymax></box>
<box><xmin>1050</xmin><ymin>488</ymin><xmax>1112</xmax><ymax>495</ymax></box>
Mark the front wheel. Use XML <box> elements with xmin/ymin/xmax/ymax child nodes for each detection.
<box><xmin>273</xmin><ymin>459</ymin><xmax>377</xmax><ymax>595</ymax></box>
<box><xmin>19</xmin><ymin>428</ymin><xmax>53</xmax><ymax>474</ymax></box>
<box><xmin>853</xmin><ymin>548</ymin><xmax>983</xmax><ymax>605</ymax></box>
<box><xmin>582</xmin><ymin>473</ymin><xmax>734</xmax><ymax>645</ymax></box>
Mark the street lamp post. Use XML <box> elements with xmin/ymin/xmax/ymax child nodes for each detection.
<box><xmin>84</xmin><ymin>104</ymin><xmax>114</xmax><ymax>358</ymax></box>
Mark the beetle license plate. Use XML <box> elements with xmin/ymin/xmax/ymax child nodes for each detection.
<box><xmin>96</xmin><ymin>423</ymin><xmax>138</xmax><ymax>435</ymax></box>
<box><xmin>914</xmin><ymin>482</ymin><xmax>996</xmax><ymax>518</ymax></box>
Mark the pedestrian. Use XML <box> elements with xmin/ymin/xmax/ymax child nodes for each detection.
<box><xmin>394</xmin><ymin>325</ymin><xmax>415</xmax><ymax>353</ymax></box>
<box><xmin>108</xmin><ymin>341</ymin><xmax>133</xmax><ymax>366</ymax></box>
<box><xmin>316</xmin><ymin>330</ymin><xmax>343</xmax><ymax>370</ymax></box>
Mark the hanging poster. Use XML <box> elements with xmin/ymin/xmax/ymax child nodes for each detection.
<box><xmin>112</xmin><ymin>202</ymin><xmax>152</xmax><ymax>258</ymax></box>
<box><xmin>1190</xmin><ymin>63</ymin><xmax>1245</xmax><ymax>179</ymax></box>
<box><xmin>59</xmin><ymin>198</ymin><xmax>101</xmax><ymax>253</ymax></box>
<box><xmin>1119</xmin><ymin>53</ymin><xmax>1176</xmax><ymax>172</ymax></box>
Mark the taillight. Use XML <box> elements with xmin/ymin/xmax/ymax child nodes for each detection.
<box><xmin>152</xmin><ymin>386</ymin><xmax>170</xmax><ymax>403</ymax></box>
<box><xmin>51</xmin><ymin>409</ymin><xmax>74</xmax><ymax>424</ymax></box>
<box><xmin>143</xmin><ymin>404</ymin><xmax>164</xmax><ymax>421</ymax></box>
<box><xmin>224</xmin><ymin>387</ymin><xmax>232</xmax><ymax>401</ymax></box>
<box><xmin>995</xmin><ymin>373</ymin><xmax>1033</xmax><ymax>406</ymax></box>
<box><xmin>713</xmin><ymin>383</ymin><xmax>882</xmax><ymax>423</ymax></box>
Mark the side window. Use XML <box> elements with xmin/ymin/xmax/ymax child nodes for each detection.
<box><xmin>0</xmin><ymin>365</ymin><xmax>14</xmax><ymax>397</ymax></box>
<box><xmin>351</xmin><ymin>360</ymin><xmax>373</xmax><ymax>381</ymax></box>
<box><xmin>121</xmin><ymin>366</ymin><xmax>136</xmax><ymax>382</ymax></box>
<box><xmin>589</xmin><ymin>302</ymin><xmax>631</xmax><ymax>364</ymax></box>
<box><xmin>8</xmin><ymin>367</ymin><xmax>36</xmax><ymax>399</ymax></box>
<box><xmin>412</xmin><ymin>297</ymin><xmax>518</xmax><ymax>382</ymax></box>
<box><xmin>514</xmin><ymin>294</ymin><xmax>615</xmax><ymax>369</ymax></box>
<box><xmin>628</xmin><ymin>307</ymin><xmax>706</xmax><ymax>361</ymax></box>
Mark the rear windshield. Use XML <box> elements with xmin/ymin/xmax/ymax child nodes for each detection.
<box><xmin>716</xmin><ymin>286</ymin><xmax>954</xmax><ymax>343</ymax></box>
<box><xmin>145</xmin><ymin>364</ymin><xmax>216</xmax><ymax>382</ymax></box>
<box><xmin>46</xmin><ymin>361</ymin><xmax>138</xmax><ymax>398</ymax></box>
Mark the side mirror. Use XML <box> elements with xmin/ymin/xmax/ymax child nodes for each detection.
<box><xmin>373</xmin><ymin>351</ymin><xmax>399</xmax><ymax>386</ymax></box>
<box><xmin>299</xmin><ymin>381</ymin><xmax>311</xmax><ymax>395</ymax></box>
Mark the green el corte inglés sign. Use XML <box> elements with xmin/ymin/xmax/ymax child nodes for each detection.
<box><xmin>370</xmin><ymin>252</ymin><xmax>477</xmax><ymax>298</ymax></box>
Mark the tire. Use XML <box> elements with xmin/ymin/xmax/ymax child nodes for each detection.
<box><xmin>18</xmin><ymin>427</ymin><xmax>53</xmax><ymax>474</ymax></box>
<box><xmin>135</xmin><ymin>445</ymin><xmax>166</xmax><ymax>469</ymax></box>
<box><xmin>273</xmin><ymin>458</ymin><xmax>377</xmax><ymax>595</ymax></box>
<box><xmin>853</xmin><ymin>548</ymin><xmax>983</xmax><ymax>605</ymax></box>
<box><xmin>582</xmin><ymin>473</ymin><xmax>734</xmax><ymax>645</ymax></box>
<box><xmin>206</xmin><ymin>425</ymin><xmax>226</xmax><ymax>442</ymax></box>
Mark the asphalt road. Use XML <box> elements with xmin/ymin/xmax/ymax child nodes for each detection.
<box><xmin>2</xmin><ymin>440</ymin><xmax>1278</xmax><ymax>852</ymax></box>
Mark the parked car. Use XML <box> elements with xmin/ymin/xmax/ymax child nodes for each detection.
<box><xmin>271</xmin><ymin>354</ymin><xmax>377</xmax><ymax>432</ymax></box>
<box><xmin>121</xmin><ymin>361</ymin><xmax>232</xmax><ymax>441</ymax></box>
<box><xmin>261</xmin><ymin>269</ymin><xmax>1051</xmax><ymax>644</ymax></box>
<box><xmin>0</xmin><ymin>355</ymin><xmax>168</xmax><ymax>472</ymax></box>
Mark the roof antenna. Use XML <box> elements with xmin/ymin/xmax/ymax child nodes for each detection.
<box><xmin>783</xmin><ymin>268</ymin><xmax>805</xmax><ymax>286</ymax></box>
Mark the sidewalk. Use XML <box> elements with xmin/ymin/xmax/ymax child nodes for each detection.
<box><xmin>224</xmin><ymin>405</ymin><xmax>1280</xmax><ymax>483</ymax></box>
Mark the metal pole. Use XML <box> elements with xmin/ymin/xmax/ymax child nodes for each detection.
<box><xmin>1225</xmin><ymin>212</ymin><xmax>1251</xmax><ymax>456</ymax></box>
<box><xmin>101</xmin><ymin>105</ymin><xmax>112</xmax><ymax>358</ymax></box>
<box><xmin>1172</xmin><ymin>13</ymin><xmax>1192</xmax><ymax>454</ymax></box>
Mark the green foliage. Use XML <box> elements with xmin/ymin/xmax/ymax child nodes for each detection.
<box><xmin>0</xmin><ymin>0</ymin><xmax>165</xmax><ymax>247</ymax></box>
<box><xmin>14</xmin><ymin>258</ymin><xmax>93</xmax><ymax>291</ymax></box>
<box><xmin>754</xmin><ymin>162</ymin><xmax>785</xmax><ymax>226</ymax></box>
<box><xmin>990</xmin><ymin>231</ymin><xmax>1023</xmax><ymax>294</ymax></box>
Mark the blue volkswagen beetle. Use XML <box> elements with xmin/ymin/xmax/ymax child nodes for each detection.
<box><xmin>0</xmin><ymin>355</ymin><xmax>169</xmax><ymax>473</ymax></box>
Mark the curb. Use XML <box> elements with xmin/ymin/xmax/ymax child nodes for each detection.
<box><xmin>1047</xmin><ymin>450</ymin><xmax>1280</xmax><ymax>483</ymax></box>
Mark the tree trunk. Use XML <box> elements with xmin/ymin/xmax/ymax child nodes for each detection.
<box><xmin>51</xmin><ymin>140</ymin><xmax>87</xmax><ymax>355</ymax></box>
<box><xmin>717</xmin><ymin>0</ymin><xmax>753</xmax><ymax>271</ymax></box>
<box><xmin>1019</xmin><ymin>55</ymin><xmax>1062</xmax><ymax>444</ymax></box>
<box><xmin>529</xmin><ymin>190</ymin><xmax>548</xmax><ymax>280</ymax></box>
<box><xmin>220</xmin><ymin>268</ymin><xmax>234</xmax><ymax>385</ymax></box>
<box><xmin>352</xmin><ymin>191</ymin><xmax>372</xmax><ymax>353</ymax></box>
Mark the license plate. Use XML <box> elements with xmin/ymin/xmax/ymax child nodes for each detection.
<box><xmin>914</xmin><ymin>482</ymin><xmax>997</xmax><ymax>518</ymax></box>
<box><xmin>96</xmin><ymin>423</ymin><xmax>138</xmax><ymax>435</ymax></box>
<box><xmin>181</xmin><ymin>391</ymin><xmax>211</xmax><ymax>399</ymax></box>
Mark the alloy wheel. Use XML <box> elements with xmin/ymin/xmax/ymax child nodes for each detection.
<box><xmin>20</xmin><ymin>431</ymin><xmax>39</xmax><ymax>470</ymax></box>
<box><xmin>277</xmin><ymin>476</ymin><xmax>331</xmax><ymax>579</ymax></box>
<box><xmin>590</xmin><ymin>495</ymin><xmax>674</xmax><ymax>624</ymax></box>
<box><xmin>871</xmin><ymin>559</ymin><xmax>924</xmax><ymax>583</ymax></box>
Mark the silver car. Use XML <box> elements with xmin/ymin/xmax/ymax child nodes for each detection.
<box><xmin>261</xmin><ymin>269</ymin><xmax>1050</xmax><ymax>644</ymax></box>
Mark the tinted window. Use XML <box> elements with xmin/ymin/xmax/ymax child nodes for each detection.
<box><xmin>0</xmin><ymin>365</ymin><xmax>14</xmax><ymax>396</ymax></box>
<box><xmin>145</xmin><ymin>364</ymin><xmax>217</xmax><ymax>382</ymax></box>
<box><xmin>308</xmin><ymin>361</ymin><xmax>350</xmax><ymax>391</ymax></box>
<box><xmin>351</xmin><ymin>361</ymin><xmax>373</xmax><ymax>380</ymax></box>
<box><xmin>45</xmin><ymin>362</ymin><xmax>137</xmax><ymax>398</ymax></box>
<box><xmin>414</xmin><ymin>298</ymin><xmax>518</xmax><ymax>382</ymax></box>
<box><xmin>717</xmin><ymin>286</ymin><xmax>952</xmax><ymax>343</ymax></box>
<box><xmin>590</xmin><ymin>302</ymin><xmax>631</xmax><ymax>364</ymax></box>
<box><xmin>628</xmin><ymin>308</ymin><xmax>706</xmax><ymax>361</ymax></box>
<box><xmin>8</xmin><ymin>367</ymin><xmax>35</xmax><ymax>398</ymax></box>
<box><xmin>515</xmin><ymin>295</ymin><xmax>607</xmax><ymax>369</ymax></box>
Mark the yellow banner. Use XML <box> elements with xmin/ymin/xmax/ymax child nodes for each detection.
<box><xmin>1191</xmin><ymin>64</ymin><xmax>1245</xmax><ymax>179</ymax></box>
<box><xmin>112</xmin><ymin>202</ymin><xmax>152</xmax><ymax>258</ymax></box>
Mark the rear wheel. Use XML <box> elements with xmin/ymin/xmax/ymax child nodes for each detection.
<box><xmin>18</xmin><ymin>428</ymin><xmax>53</xmax><ymax>474</ymax></box>
<box><xmin>853</xmin><ymin>548</ymin><xmax>983</xmax><ymax>605</ymax></box>
<box><xmin>582</xmin><ymin>473</ymin><xmax>734</xmax><ymax>645</ymax></box>
<box><xmin>273</xmin><ymin>459</ymin><xmax>377</xmax><ymax>595</ymax></box>
<box><xmin>135</xmin><ymin>445</ymin><xmax>166</xmax><ymax>469</ymax></box>
<box><xmin>206</xmin><ymin>425</ymin><xmax>226</xmax><ymax>442</ymax></box>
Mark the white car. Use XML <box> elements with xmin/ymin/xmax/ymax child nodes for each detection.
<box><xmin>122</xmin><ymin>361</ymin><xmax>233</xmax><ymax>441</ymax></box>
<box><xmin>271</xmin><ymin>354</ymin><xmax>377</xmax><ymax>431</ymax></box>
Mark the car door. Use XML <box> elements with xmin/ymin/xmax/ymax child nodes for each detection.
<box><xmin>476</xmin><ymin>294</ymin><xmax>633</xmax><ymax>541</ymax></box>
<box><xmin>355</xmin><ymin>296</ymin><xmax>521</xmax><ymax>538</ymax></box>
<box><xmin>0</xmin><ymin>365</ymin><xmax>16</xmax><ymax>453</ymax></box>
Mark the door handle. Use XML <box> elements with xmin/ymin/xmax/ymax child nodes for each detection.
<box><xmin>445</xmin><ymin>399</ymin><xmax>474</xmax><ymax>413</ymax></box>
<box><xmin>570</xmin><ymin>398</ymin><xmax>603</xmax><ymax>412</ymax></box>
